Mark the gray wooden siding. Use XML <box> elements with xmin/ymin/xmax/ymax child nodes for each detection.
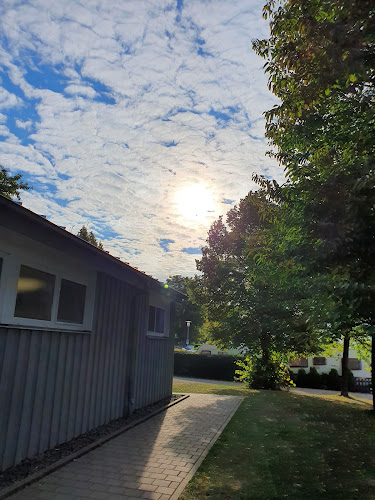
<box><xmin>133</xmin><ymin>337</ymin><xmax>174</xmax><ymax>410</ymax></box>
<box><xmin>0</xmin><ymin>272</ymin><xmax>174</xmax><ymax>472</ymax></box>
<box><xmin>132</xmin><ymin>294</ymin><xmax>174</xmax><ymax>410</ymax></box>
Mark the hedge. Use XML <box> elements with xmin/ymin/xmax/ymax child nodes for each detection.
<box><xmin>291</xmin><ymin>367</ymin><xmax>357</xmax><ymax>391</ymax></box>
<box><xmin>174</xmin><ymin>352</ymin><xmax>240</xmax><ymax>381</ymax></box>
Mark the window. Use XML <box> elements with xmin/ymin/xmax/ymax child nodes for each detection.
<box><xmin>57</xmin><ymin>279</ymin><xmax>86</xmax><ymax>324</ymax></box>
<box><xmin>313</xmin><ymin>357</ymin><xmax>326</xmax><ymax>366</ymax></box>
<box><xmin>0</xmin><ymin>258</ymin><xmax>94</xmax><ymax>331</ymax></box>
<box><xmin>289</xmin><ymin>358</ymin><xmax>308</xmax><ymax>367</ymax></box>
<box><xmin>0</xmin><ymin>234</ymin><xmax>95</xmax><ymax>331</ymax></box>
<box><xmin>347</xmin><ymin>358</ymin><xmax>361</xmax><ymax>371</ymax></box>
<box><xmin>148</xmin><ymin>306</ymin><xmax>165</xmax><ymax>334</ymax></box>
<box><xmin>14</xmin><ymin>265</ymin><xmax>56</xmax><ymax>320</ymax></box>
<box><xmin>11</xmin><ymin>266</ymin><xmax>90</xmax><ymax>327</ymax></box>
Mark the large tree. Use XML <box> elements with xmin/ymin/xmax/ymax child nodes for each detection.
<box><xmin>0</xmin><ymin>166</ymin><xmax>31</xmax><ymax>199</ymax></box>
<box><xmin>253</xmin><ymin>0</ymin><xmax>375</xmax><ymax>403</ymax></box>
<box><xmin>195</xmin><ymin>188</ymin><xmax>320</xmax><ymax>385</ymax></box>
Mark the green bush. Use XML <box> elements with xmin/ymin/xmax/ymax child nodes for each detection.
<box><xmin>348</xmin><ymin>370</ymin><xmax>356</xmax><ymax>392</ymax></box>
<box><xmin>174</xmin><ymin>351</ymin><xmax>239</xmax><ymax>381</ymax></box>
<box><xmin>236</xmin><ymin>354</ymin><xmax>295</xmax><ymax>390</ymax></box>
<box><xmin>323</xmin><ymin>368</ymin><xmax>341</xmax><ymax>391</ymax></box>
<box><xmin>295</xmin><ymin>369</ymin><xmax>307</xmax><ymax>387</ymax></box>
<box><xmin>304</xmin><ymin>367</ymin><xmax>322</xmax><ymax>389</ymax></box>
<box><xmin>292</xmin><ymin>367</ymin><xmax>356</xmax><ymax>391</ymax></box>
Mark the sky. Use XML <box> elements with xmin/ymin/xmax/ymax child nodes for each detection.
<box><xmin>0</xmin><ymin>0</ymin><xmax>283</xmax><ymax>282</ymax></box>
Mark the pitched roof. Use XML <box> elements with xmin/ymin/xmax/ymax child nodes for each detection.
<box><xmin>0</xmin><ymin>195</ymin><xmax>185</xmax><ymax>300</ymax></box>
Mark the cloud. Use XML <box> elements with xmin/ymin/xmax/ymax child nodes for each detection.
<box><xmin>0</xmin><ymin>0</ymin><xmax>282</xmax><ymax>281</ymax></box>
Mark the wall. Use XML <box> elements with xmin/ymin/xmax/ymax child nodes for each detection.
<box><xmin>132</xmin><ymin>293</ymin><xmax>174</xmax><ymax>410</ymax></box>
<box><xmin>0</xmin><ymin>272</ymin><xmax>138</xmax><ymax>471</ymax></box>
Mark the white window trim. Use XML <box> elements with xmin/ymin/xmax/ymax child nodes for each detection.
<box><xmin>0</xmin><ymin>252</ymin><xmax>96</xmax><ymax>332</ymax></box>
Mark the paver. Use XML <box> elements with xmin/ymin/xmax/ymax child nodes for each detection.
<box><xmin>7</xmin><ymin>394</ymin><xmax>242</xmax><ymax>500</ymax></box>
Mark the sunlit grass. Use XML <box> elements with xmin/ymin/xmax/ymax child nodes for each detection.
<box><xmin>290</xmin><ymin>388</ymin><xmax>373</xmax><ymax>407</ymax></box>
<box><xmin>173</xmin><ymin>380</ymin><xmax>255</xmax><ymax>397</ymax></box>
<box><xmin>174</xmin><ymin>382</ymin><xmax>375</xmax><ymax>500</ymax></box>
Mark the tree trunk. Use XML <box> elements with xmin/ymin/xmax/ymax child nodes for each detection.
<box><xmin>372</xmin><ymin>334</ymin><xmax>375</xmax><ymax>411</ymax></box>
<box><xmin>341</xmin><ymin>335</ymin><xmax>350</xmax><ymax>397</ymax></box>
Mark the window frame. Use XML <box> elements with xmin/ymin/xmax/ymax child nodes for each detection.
<box><xmin>0</xmin><ymin>252</ymin><xmax>96</xmax><ymax>332</ymax></box>
<box><xmin>147</xmin><ymin>290</ymin><xmax>170</xmax><ymax>338</ymax></box>
<box><xmin>147</xmin><ymin>305</ymin><xmax>166</xmax><ymax>336</ymax></box>
<box><xmin>289</xmin><ymin>358</ymin><xmax>308</xmax><ymax>368</ymax></box>
<box><xmin>347</xmin><ymin>358</ymin><xmax>362</xmax><ymax>371</ymax></box>
<box><xmin>313</xmin><ymin>357</ymin><xmax>327</xmax><ymax>366</ymax></box>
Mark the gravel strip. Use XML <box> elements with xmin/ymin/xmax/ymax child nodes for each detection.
<box><xmin>0</xmin><ymin>395</ymin><xmax>183</xmax><ymax>490</ymax></box>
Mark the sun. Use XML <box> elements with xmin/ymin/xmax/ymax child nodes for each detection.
<box><xmin>175</xmin><ymin>184</ymin><xmax>216</xmax><ymax>221</ymax></box>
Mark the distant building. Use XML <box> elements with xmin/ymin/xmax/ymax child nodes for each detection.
<box><xmin>196</xmin><ymin>343</ymin><xmax>223</xmax><ymax>355</ymax></box>
<box><xmin>289</xmin><ymin>348</ymin><xmax>370</xmax><ymax>379</ymax></box>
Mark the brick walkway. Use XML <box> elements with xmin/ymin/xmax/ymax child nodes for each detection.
<box><xmin>9</xmin><ymin>394</ymin><xmax>243</xmax><ymax>500</ymax></box>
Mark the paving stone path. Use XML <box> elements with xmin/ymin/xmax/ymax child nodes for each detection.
<box><xmin>9</xmin><ymin>394</ymin><xmax>243</xmax><ymax>500</ymax></box>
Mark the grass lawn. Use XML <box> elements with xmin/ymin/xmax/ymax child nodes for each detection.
<box><xmin>173</xmin><ymin>381</ymin><xmax>375</xmax><ymax>500</ymax></box>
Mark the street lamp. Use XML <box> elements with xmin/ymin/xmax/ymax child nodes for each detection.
<box><xmin>185</xmin><ymin>320</ymin><xmax>191</xmax><ymax>346</ymax></box>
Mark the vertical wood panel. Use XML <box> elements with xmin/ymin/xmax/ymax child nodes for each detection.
<box><xmin>94</xmin><ymin>277</ymin><xmax>111</xmax><ymax>427</ymax></box>
<box><xmin>28</xmin><ymin>333</ymin><xmax>51</xmax><ymax>457</ymax></box>
<box><xmin>15</xmin><ymin>332</ymin><xmax>41</xmax><ymax>464</ymax></box>
<box><xmin>89</xmin><ymin>274</ymin><xmax>106</xmax><ymax>430</ymax></box>
<box><xmin>66</xmin><ymin>334</ymin><xmax>82</xmax><ymax>441</ymax></box>
<box><xmin>111</xmin><ymin>285</ymin><xmax>125</xmax><ymax>419</ymax></box>
<box><xmin>49</xmin><ymin>334</ymin><xmax>68</xmax><ymax>448</ymax></box>
<box><xmin>100</xmin><ymin>276</ymin><xmax>117</xmax><ymax>425</ymax></box>
<box><xmin>2</xmin><ymin>331</ymin><xmax>31</xmax><ymax>469</ymax></box>
<box><xmin>39</xmin><ymin>333</ymin><xmax>59</xmax><ymax>453</ymax></box>
<box><xmin>120</xmin><ymin>286</ymin><xmax>132</xmax><ymax>416</ymax></box>
<box><xmin>58</xmin><ymin>335</ymin><xmax>75</xmax><ymax>443</ymax></box>
<box><xmin>75</xmin><ymin>334</ymin><xmax>89</xmax><ymax>436</ymax></box>
<box><xmin>0</xmin><ymin>331</ymin><xmax>19</xmax><ymax>467</ymax></box>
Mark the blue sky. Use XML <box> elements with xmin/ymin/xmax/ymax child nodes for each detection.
<box><xmin>0</xmin><ymin>0</ymin><xmax>282</xmax><ymax>281</ymax></box>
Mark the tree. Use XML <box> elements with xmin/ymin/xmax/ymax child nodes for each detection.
<box><xmin>253</xmin><ymin>0</ymin><xmax>375</xmax><ymax>404</ymax></box>
<box><xmin>166</xmin><ymin>275</ymin><xmax>203</xmax><ymax>345</ymax></box>
<box><xmin>76</xmin><ymin>225</ymin><xmax>105</xmax><ymax>250</ymax></box>
<box><xmin>0</xmin><ymin>166</ymin><xmax>31</xmax><ymax>199</ymax></box>
<box><xmin>195</xmin><ymin>188</ymin><xmax>321</xmax><ymax>388</ymax></box>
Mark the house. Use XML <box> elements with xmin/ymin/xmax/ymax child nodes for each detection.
<box><xmin>289</xmin><ymin>348</ymin><xmax>371</xmax><ymax>379</ymax></box>
<box><xmin>0</xmin><ymin>196</ymin><xmax>181</xmax><ymax>471</ymax></box>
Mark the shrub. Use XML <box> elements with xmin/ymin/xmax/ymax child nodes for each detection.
<box><xmin>348</xmin><ymin>370</ymin><xmax>356</xmax><ymax>392</ymax></box>
<box><xmin>236</xmin><ymin>353</ymin><xmax>295</xmax><ymax>390</ymax></box>
<box><xmin>174</xmin><ymin>351</ymin><xmax>239</xmax><ymax>381</ymax></box>
<box><xmin>325</xmin><ymin>368</ymin><xmax>341</xmax><ymax>391</ymax></box>
<box><xmin>295</xmin><ymin>369</ymin><xmax>307</xmax><ymax>387</ymax></box>
<box><xmin>292</xmin><ymin>367</ymin><xmax>356</xmax><ymax>392</ymax></box>
<box><xmin>304</xmin><ymin>367</ymin><xmax>322</xmax><ymax>389</ymax></box>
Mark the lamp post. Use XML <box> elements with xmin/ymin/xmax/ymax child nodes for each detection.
<box><xmin>185</xmin><ymin>320</ymin><xmax>191</xmax><ymax>346</ymax></box>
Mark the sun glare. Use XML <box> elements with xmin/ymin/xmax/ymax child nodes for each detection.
<box><xmin>175</xmin><ymin>184</ymin><xmax>216</xmax><ymax>222</ymax></box>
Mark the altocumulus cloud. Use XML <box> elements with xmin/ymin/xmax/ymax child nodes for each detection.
<box><xmin>0</xmin><ymin>0</ymin><xmax>282</xmax><ymax>280</ymax></box>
